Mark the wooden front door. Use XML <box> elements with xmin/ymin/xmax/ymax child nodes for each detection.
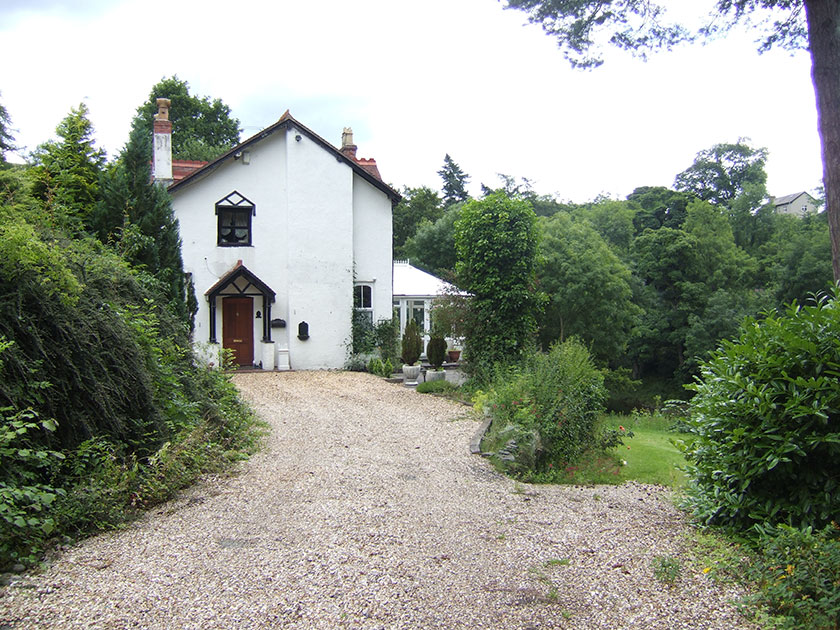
<box><xmin>222</xmin><ymin>296</ymin><xmax>254</xmax><ymax>366</ymax></box>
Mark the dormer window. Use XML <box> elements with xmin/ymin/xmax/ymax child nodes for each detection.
<box><xmin>216</xmin><ymin>191</ymin><xmax>255</xmax><ymax>247</ymax></box>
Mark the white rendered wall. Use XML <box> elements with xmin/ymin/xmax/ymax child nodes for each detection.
<box><xmin>174</xmin><ymin>131</ymin><xmax>289</xmax><ymax>367</ymax></box>
<box><xmin>172</xmin><ymin>125</ymin><xmax>393</xmax><ymax>370</ymax></box>
<box><xmin>285</xmin><ymin>129</ymin><xmax>354</xmax><ymax>369</ymax></box>
<box><xmin>352</xmin><ymin>172</ymin><xmax>393</xmax><ymax>325</ymax></box>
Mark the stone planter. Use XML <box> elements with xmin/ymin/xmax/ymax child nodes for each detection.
<box><xmin>402</xmin><ymin>364</ymin><xmax>422</xmax><ymax>387</ymax></box>
<box><xmin>426</xmin><ymin>369</ymin><xmax>446</xmax><ymax>382</ymax></box>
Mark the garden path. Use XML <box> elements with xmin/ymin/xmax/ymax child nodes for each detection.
<box><xmin>0</xmin><ymin>371</ymin><xmax>755</xmax><ymax>629</ymax></box>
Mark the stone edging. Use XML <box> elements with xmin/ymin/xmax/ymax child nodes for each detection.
<box><xmin>469</xmin><ymin>413</ymin><xmax>493</xmax><ymax>456</ymax></box>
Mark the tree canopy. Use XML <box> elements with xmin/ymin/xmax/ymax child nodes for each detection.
<box><xmin>502</xmin><ymin>0</ymin><xmax>840</xmax><ymax>281</ymax></box>
<box><xmin>132</xmin><ymin>76</ymin><xmax>241</xmax><ymax>162</ymax></box>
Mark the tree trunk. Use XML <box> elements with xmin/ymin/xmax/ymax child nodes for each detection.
<box><xmin>805</xmin><ymin>0</ymin><xmax>840</xmax><ymax>282</ymax></box>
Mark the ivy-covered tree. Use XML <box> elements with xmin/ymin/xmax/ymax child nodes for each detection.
<box><xmin>502</xmin><ymin>0</ymin><xmax>840</xmax><ymax>282</ymax></box>
<box><xmin>438</xmin><ymin>153</ymin><xmax>470</xmax><ymax>206</ymax></box>
<box><xmin>455</xmin><ymin>192</ymin><xmax>543</xmax><ymax>372</ymax></box>
<box><xmin>30</xmin><ymin>103</ymin><xmax>105</xmax><ymax>230</ymax></box>
<box><xmin>132</xmin><ymin>76</ymin><xmax>241</xmax><ymax>162</ymax></box>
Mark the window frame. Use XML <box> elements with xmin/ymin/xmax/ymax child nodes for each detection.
<box><xmin>215</xmin><ymin>191</ymin><xmax>255</xmax><ymax>247</ymax></box>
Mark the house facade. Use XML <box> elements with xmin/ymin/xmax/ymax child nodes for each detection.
<box><xmin>773</xmin><ymin>191</ymin><xmax>820</xmax><ymax>217</ymax></box>
<box><xmin>155</xmin><ymin>100</ymin><xmax>399</xmax><ymax>370</ymax></box>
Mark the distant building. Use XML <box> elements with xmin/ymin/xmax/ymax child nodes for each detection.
<box><xmin>773</xmin><ymin>192</ymin><xmax>820</xmax><ymax>217</ymax></box>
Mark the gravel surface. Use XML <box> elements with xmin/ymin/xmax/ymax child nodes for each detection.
<box><xmin>0</xmin><ymin>371</ymin><xmax>756</xmax><ymax>629</ymax></box>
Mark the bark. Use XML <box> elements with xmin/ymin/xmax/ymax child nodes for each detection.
<box><xmin>805</xmin><ymin>0</ymin><xmax>840</xmax><ymax>282</ymax></box>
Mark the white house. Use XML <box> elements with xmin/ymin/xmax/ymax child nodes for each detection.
<box><xmin>154</xmin><ymin>99</ymin><xmax>399</xmax><ymax>370</ymax></box>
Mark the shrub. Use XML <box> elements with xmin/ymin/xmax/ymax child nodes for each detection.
<box><xmin>683</xmin><ymin>291</ymin><xmax>840</xmax><ymax>533</ymax></box>
<box><xmin>745</xmin><ymin>524</ymin><xmax>840</xmax><ymax>630</ymax></box>
<box><xmin>479</xmin><ymin>339</ymin><xmax>608</xmax><ymax>477</ymax></box>
<box><xmin>426</xmin><ymin>334</ymin><xmax>447</xmax><ymax>369</ymax></box>
<box><xmin>401</xmin><ymin>319</ymin><xmax>422</xmax><ymax>366</ymax></box>
<box><xmin>416</xmin><ymin>379</ymin><xmax>457</xmax><ymax>394</ymax></box>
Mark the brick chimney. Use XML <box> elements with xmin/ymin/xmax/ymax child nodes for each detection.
<box><xmin>340</xmin><ymin>127</ymin><xmax>357</xmax><ymax>160</ymax></box>
<box><xmin>153</xmin><ymin>97</ymin><xmax>173</xmax><ymax>185</ymax></box>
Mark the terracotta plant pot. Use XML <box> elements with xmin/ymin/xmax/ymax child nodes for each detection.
<box><xmin>447</xmin><ymin>350</ymin><xmax>461</xmax><ymax>362</ymax></box>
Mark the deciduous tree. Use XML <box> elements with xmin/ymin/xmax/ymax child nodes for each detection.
<box><xmin>132</xmin><ymin>76</ymin><xmax>241</xmax><ymax>162</ymax></box>
<box><xmin>503</xmin><ymin>0</ymin><xmax>840</xmax><ymax>281</ymax></box>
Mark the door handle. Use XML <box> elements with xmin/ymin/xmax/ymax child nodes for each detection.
<box><xmin>233</xmin><ymin>338</ymin><xmax>243</xmax><ymax>343</ymax></box>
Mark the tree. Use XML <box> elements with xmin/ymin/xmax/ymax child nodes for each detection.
<box><xmin>503</xmin><ymin>0</ymin><xmax>840</xmax><ymax>281</ymax></box>
<box><xmin>94</xmin><ymin>125</ymin><xmax>194</xmax><ymax>325</ymax></box>
<box><xmin>626</xmin><ymin>186</ymin><xmax>691</xmax><ymax>234</ymax></box>
<box><xmin>392</xmin><ymin>186</ymin><xmax>443</xmax><ymax>257</ymax></box>
<box><xmin>454</xmin><ymin>192</ymin><xmax>544</xmax><ymax>372</ymax></box>
<box><xmin>402</xmin><ymin>204</ymin><xmax>462</xmax><ymax>278</ymax></box>
<box><xmin>674</xmin><ymin>140</ymin><xmax>769</xmax><ymax>207</ymax></box>
<box><xmin>132</xmin><ymin>76</ymin><xmax>241</xmax><ymax>161</ymax></box>
<box><xmin>537</xmin><ymin>212</ymin><xmax>640</xmax><ymax>363</ymax></box>
<box><xmin>30</xmin><ymin>103</ymin><xmax>105</xmax><ymax>230</ymax></box>
<box><xmin>0</xmin><ymin>93</ymin><xmax>15</xmax><ymax>162</ymax></box>
<box><xmin>438</xmin><ymin>154</ymin><xmax>470</xmax><ymax>206</ymax></box>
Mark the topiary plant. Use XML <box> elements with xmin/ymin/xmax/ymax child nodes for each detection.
<box><xmin>683</xmin><ymin>290</ymin><xmax>840</xmax><ymax>534</ymax></box>
<box><xmin>426</xmin><ymin>334</ymin><xmax>447</xmax><ymax>369</ymax></box>
<box><xmin>401</xmin><ymin>319</ymin><xmax>422</xmax><ymax>366</ymax></box>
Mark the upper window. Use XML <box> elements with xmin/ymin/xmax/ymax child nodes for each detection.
<box><xmin>216</xmin><ymin>191</ymin><xmax>255</xmax><ymax>247</ymax></box>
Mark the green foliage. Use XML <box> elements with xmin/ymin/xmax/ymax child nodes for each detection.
<box><xmin>351</xmin><ymin>308</ymin><xmax>375</xmax><ymax>355</ymax></box>
<box><xmin>416</xmin><ymin>379</ymin><xmax>458</xmax><ymax>395</ymax></box>
<box><xmin>402</xmin><ymin>204</ymin><xmax>461</xmax><ymax>278</ymax></box>
<box><xmin>537</xmin><ymin>212</ymin><xmax>639</xmax><ymax>363</ymax></box>
<box><xmin>393</xmin><ymin>186</ymin><xmax>443</xmax><ymax>257</ymax></box>
<box><xmin>426</xmin><ymin>334</ymin><xmax>447</xmax><ymax>369</ymax></box>
<box><xmin>0</xmin><ymin>399</ymin><xmax>65</xmax><ymax>565</ymax></box>
<box><xmin>627</xmin><ymin>186</ymin><xmax>691</xmax><ymax>233</ymax></box>
<box><xmin>652</xmin><ymin>555</ymin><xmax>682</xmax><ymax>585</ymax></box>
<box><xmin>95</xmin><ymin>124</ymin><xmax>192</xmax><ymax>326</ymax></box>
<box><xmin>131</xmin><ymin>76</ymin><xmax>241</xmax><ymax>161</ymax></box>
<box><xmin>401</xmin><ymin>319</ymin><xmax>422</xmax><ymax>366</ymax></box>
<box><xmin>30</xmin><ymin>104</ymin><xmax>105</xmax><ymax>231</ymax></box>
<box><xmin>0</xmin><ymin>92</ymin><xmax>16</xmax><ymax>160</ymax></box>
<box><xmin>455</xmin><ymin>192</ymin><xmax>544</xmax><ymax>374</ymax></box>
<box><xmin>674</xmin><ymin>140</ymin><xmax>768</xmax><ymax>207</ymax></box>
<box><xmin>683</xmin><ymin>291</ymin><xmax>840</xmax><ymax>534</ymax></box>
<box><xmin>373</xmin><ymin>318</ymin><xmax>399</xmax><ymax>364</ymax></box>
<box><xmin>744</xmin><ymin>524</ymin><xmax>840</xmax><ymax>630</ymax></box>
<box><xmin>479</xmin><ymin>340</ymin><xmax>608</xmax><ymax>478</ymax></box>
<box><xmin>438</xmin><ymin>153</ymin><xmax>470</xmax><ymax>206</ymax></box>
<box><xmin>366</xmin><ymin>357</ymin><xmax>394</xmax><ymax>378</ymax></box>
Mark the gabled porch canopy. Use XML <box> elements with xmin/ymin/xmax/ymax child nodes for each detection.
<box><xmin>205</xmin><ymin>260</ymin><xmax>276</xmax><ymax>343</ymax></box>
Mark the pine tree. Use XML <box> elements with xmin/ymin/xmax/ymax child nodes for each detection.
<box><xmin>31</xmin><ymin>103</ymin><xmax>105</xmax><ymax>229</ymax></box>
<box><xmin>94</xmin><ymin>126</ymin><xmax>194</xmax><ymax>327</ymax></box>
<box><xmin>438</xmin><ymin>154</ymin><xmax>470</xmax><ymax>206</ymax></box>
<box><xmin>0</xmin><ymin>93</ymin><xmax>16</xmax><ymax>162</ymax></box>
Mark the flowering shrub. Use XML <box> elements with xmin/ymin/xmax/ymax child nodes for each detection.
<box><xmin>480</xmin><ymin>339</ymin><xmax>613</xmax><ymax>477</ymax></box>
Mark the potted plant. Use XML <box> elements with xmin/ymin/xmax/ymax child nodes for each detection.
<box><xmin>425</xmin><ymin>333</ymin><xmax>447</xmax><ymax>382</ymax></box>
<box><xmin>401</xmin><ymin>319</ymin><xmax>422</xmax><ymax>386</ymax></box>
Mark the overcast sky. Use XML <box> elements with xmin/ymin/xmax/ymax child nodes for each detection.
<box><xmin>0</xmin><ymin>0</ymin><xmax>823</xmax><ymax>202</ymax></box>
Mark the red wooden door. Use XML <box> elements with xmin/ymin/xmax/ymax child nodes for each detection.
<box><xmin>222</xmin><ymin>297</ymin><xmax>254</xmax><ymax>366</ymax></box>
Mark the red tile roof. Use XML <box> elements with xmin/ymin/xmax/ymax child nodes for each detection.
<box><xmin>173</xmin><ymin>160</ymin><xmax>208</xmax><ymax>181</ymax></box>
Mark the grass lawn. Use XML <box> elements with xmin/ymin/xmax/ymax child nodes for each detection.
<box><xmin>602</xmin><ymin>412</ymin><xmax>688</xmax><ymax>489</ymax></box>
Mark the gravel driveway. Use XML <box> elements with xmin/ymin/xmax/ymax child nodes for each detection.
<box><xmin>0</xmin><ymin>371</ymin><xmax>755</xmax><ymax>629</ymax></box>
